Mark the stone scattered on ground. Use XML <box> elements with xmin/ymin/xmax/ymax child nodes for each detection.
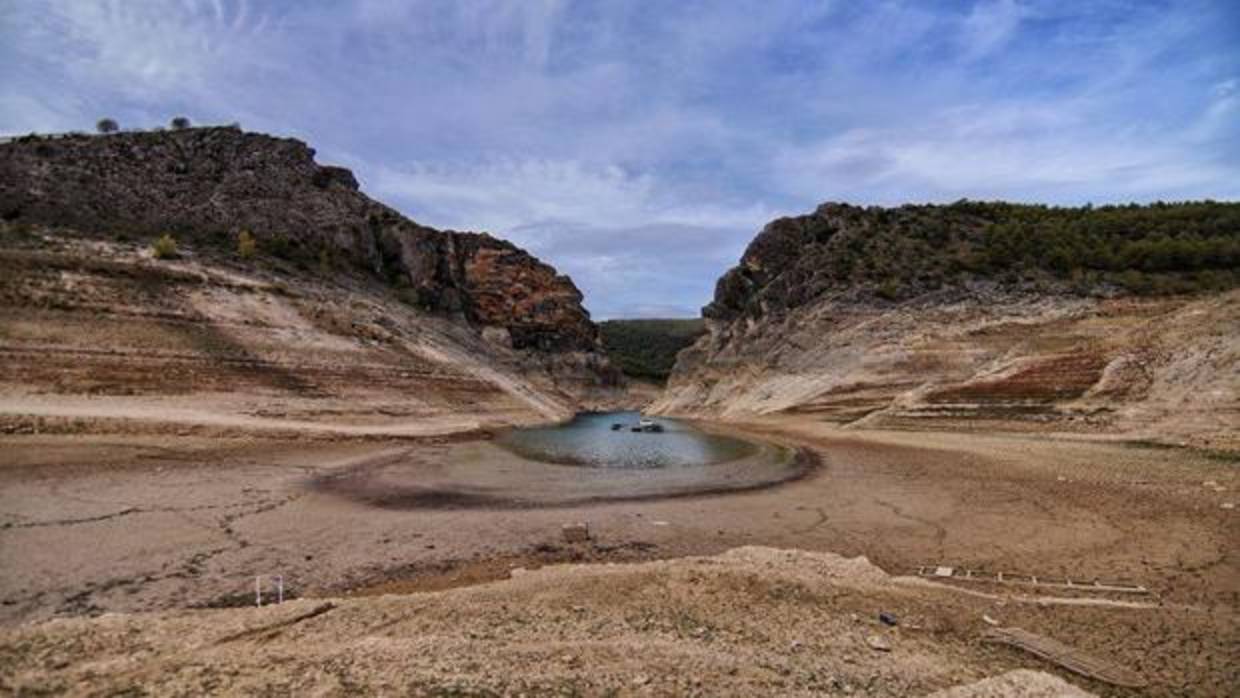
<box><xmin>866</xmin><ymin>634</ymin><xmax>893</xmax><ymax>652</ymax></box>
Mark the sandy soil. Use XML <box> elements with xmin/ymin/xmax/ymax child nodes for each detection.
<box><xmin>0</xmin><ymin>418</ymin><xmax>1236</xmax><ymax>694</ymax></box>
<box><xmin>0</xmin><ymin>547</ymin><xmax>1103</xmax><ymax>696</ymax></box>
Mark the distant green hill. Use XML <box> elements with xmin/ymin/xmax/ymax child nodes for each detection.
<box><xmin>599</xmin><ymin>319</ymin><xmax>707</xmax><ymax>382</ymax></box>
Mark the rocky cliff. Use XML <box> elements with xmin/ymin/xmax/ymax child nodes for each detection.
<box><xmin>0</xmin><ymin>128</ymin><xmax>620</xmax><ymax>433</ymax></box>
<box><xmin>654</xmin><ymin>202</ymin><xmax>1240</xmax><ymax>449</ymax></box>
<box><xmin>0</xmin><ymin>127</ymin><xmax>606</xmax><ymax>356</ymax></box>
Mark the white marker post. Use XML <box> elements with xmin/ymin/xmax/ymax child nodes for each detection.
<box><xmin>255</xmin><ymin>574</ymin><xmax>286</xmax><ymax>607</ymax></box>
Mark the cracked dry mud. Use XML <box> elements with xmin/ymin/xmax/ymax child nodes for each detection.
<box><xmin>1</xmin><ymin>418</ymin><xmax>1236</xmax><ymax>695</ymax></box>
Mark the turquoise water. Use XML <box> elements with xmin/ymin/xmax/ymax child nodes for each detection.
<box><xmin>495</xmin><ymin>411</ymin><xmax>758</xmax><ymax>469</ymax></box>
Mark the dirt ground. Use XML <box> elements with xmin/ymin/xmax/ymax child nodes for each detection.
<box><xmin>1</xmin><ymin>547</ymin><xmax>1105</xmax><ymax>697</ymax></box>
<box><xmin>0</xmin><ymin>418</ymin><xmax>1236</xmax><ymax>695</ymax></box>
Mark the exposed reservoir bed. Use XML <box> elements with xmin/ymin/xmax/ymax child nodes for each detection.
<box><xmin>2</xmin><ymin>425</ymin><xmax>1235</xmax><ymax>693</ymax></box>
<box><xmin>313</xmin><ymin>411</ymin><xmax>812</xmax><ymax>508</ymax></box>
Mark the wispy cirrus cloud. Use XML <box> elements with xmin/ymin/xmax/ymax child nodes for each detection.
<box><xmin>2</xmin><ymin>0</ymin><xmax>1237</xmax><ymax>317</ymax></box>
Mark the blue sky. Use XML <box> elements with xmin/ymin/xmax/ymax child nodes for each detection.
<box><xmin>2</xmin><ymin>1</ymin><xmax>1237</xmax><ymax>318</ymax></box>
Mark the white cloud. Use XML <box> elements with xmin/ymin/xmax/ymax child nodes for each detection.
<box><xmin>2</xmin><ymin>0</ymin><xmax>1236</xmax><ymax>316</ymax></box>
<box><xmin>959</xmin><ymin>0</ymin><xmax>1029</xmax><ymax>60</ymax></box>
<box><xmin>30</xmin><ymin>1</ymin><xmax>272</xmax><ymax>97</ymax></box>
<box><xmin>367</xmin><ymin>155</ymin><xmax>774</xmax><ymax>235</ymax></box>
<box><xmin>775</xmin><ymin>97</ymin><xmax>1240</xmax><ymax>204</ymax></box>
<box><xmin>364</xmin><ymin>157</ymin><xmax>773</xmax><ymax>318</ymax></box>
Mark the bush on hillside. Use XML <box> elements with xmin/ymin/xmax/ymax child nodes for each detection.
<box><xmin>790</xmin><ymin>201</ymin><xmax>1238</xmax><ymax>302</ymax></box>
<box><xmin>237</xmin><ymin>230</ymin><xmax>257</xmax><ymax>259</ymax></box>
<box><xmin>151</xmin><ymin>233</ymin><xmax>179</xmax><ymax>259</ymax></box>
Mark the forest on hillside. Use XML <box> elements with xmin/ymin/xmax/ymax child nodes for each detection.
<box><xmin>599</xmin><ymin>319</ymin><xmax>706</xmax><ymax>382</ymax></box>
<box><xmin>723</xmin><ymin>201</ymin><xmax>1240</xmax><ymax>314</ymax></box>
<box><xmin>872</xmin><ymin>200</ymin><xmax>1236</xmax><ymax>297</ymax></box>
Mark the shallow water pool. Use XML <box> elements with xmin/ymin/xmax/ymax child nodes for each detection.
<box><xmin>495</xmin><ymin>411</ymin><xmax>757</xmax><ymax>469</ymax></box>
<box><xmin>313</xmin><ymin>411</ymin><xmax>812</xmax><ymax>509</ymax></box>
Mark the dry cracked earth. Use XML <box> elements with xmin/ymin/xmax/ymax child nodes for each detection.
<box><xmin>0</xmin><ymin>419</ymin><xmax>1236</xmax><ymax>696</ymax></box>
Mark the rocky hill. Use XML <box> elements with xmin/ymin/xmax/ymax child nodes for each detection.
<box><xmin>0</xmin><ymin>128</ymin><xmax>620</xmax><ymax>434</ymax></box>
<box><xmin>0</xmin><ymin>127</ymin><xmax>609</xmax><ymax>354</ymax></box>
<box><xmin>654</xmin><ymin>202</ymin><xmax>1240</xmax><ymax>449</ymax></box>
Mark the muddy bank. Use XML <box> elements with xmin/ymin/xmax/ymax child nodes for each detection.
<box><xmin>308</xmin><ymin>435</ymin><xmax>814</xmax><ymax>510</ymax></box>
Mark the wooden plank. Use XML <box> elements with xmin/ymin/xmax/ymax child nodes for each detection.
<box><xmin>984</xmin><ymin>626</ymin><xmax>1147</xmax><ymax>688</ymax></box>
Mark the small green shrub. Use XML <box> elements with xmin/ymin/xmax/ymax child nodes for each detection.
<box><xmin>96</xmin><ymin>118</ymin><xmax>118</xmax><ymax>134</ymax></box>
<box><xmin>267</xmin><ymin>234</ymin><xmax>294</xmax><ymax>260</ymax></box>
<box><xmin>170</xmin><ymin>116</ymin><xmax>191</xmax><ymax>130</ymax></box>
<box><xmin>395</xmin><ymin>287</ymin><xmax>424</xmax><ymax>307</ymax></box>
<box><xmin>876</xmin><ymin>279</ymin><xmax>901</xmax><ymax>301</ymax></box>
<box><xmin>151</xmin><ymin>233</ymin><xmax>179</xmax><ymax>259</ymax></box>
<box><xmin>237</xmin><ymin>230</ymin><xmax>257</xmax><ymax>259</ymax></box>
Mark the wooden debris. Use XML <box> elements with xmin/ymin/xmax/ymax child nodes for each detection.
<box><xmin>914</xmin><ymin>565</ymin><xmax>1149</xmax><ymax>594</ymax></box>
<box><xmin>984</xmin><ymin>626</ymin><xmax>1146</xmax><ymax>688</ymax></box>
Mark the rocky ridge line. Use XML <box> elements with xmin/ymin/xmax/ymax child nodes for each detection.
<box><xmin>0</xmin><ymin>127</ymin><xmax>612</xmax><ymax>362</ymax></box>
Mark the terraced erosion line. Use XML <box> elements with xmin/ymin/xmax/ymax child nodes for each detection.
<box><xmin>0</xmin><ymin>399</ymin><xmax>484</xmax><ymax>437</ymax></box>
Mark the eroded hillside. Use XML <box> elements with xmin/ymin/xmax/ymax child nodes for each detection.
<box><xmin>654</xmin><ymin>202</ymin><xmax>1240</xmax><ymax>449</ymax></box>
<box><xmin>0</xmin><ymin>128</ymin><xmax>620</xmax><ymax>435</ymax></box>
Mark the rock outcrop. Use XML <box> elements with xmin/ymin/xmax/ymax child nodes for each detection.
<box><xmin>0</xmin><ymin>127</ymin><xmax>608</xmax><ymax>357</ymax></box>
<box><xmin>0</xmin><ymin>128</ymin><xmax>621</xmax><ymax>432</ymax></box>
<box><xmin>655</xmin><ymin>202</ymin><xmax>1240</xmax><ymax>448</ymax></box>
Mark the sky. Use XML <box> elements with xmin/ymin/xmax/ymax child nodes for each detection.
<box><xmin>2</xmin><ymin>1</ymin><xmax>1238</xmax><ymax>318</ymax></box>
